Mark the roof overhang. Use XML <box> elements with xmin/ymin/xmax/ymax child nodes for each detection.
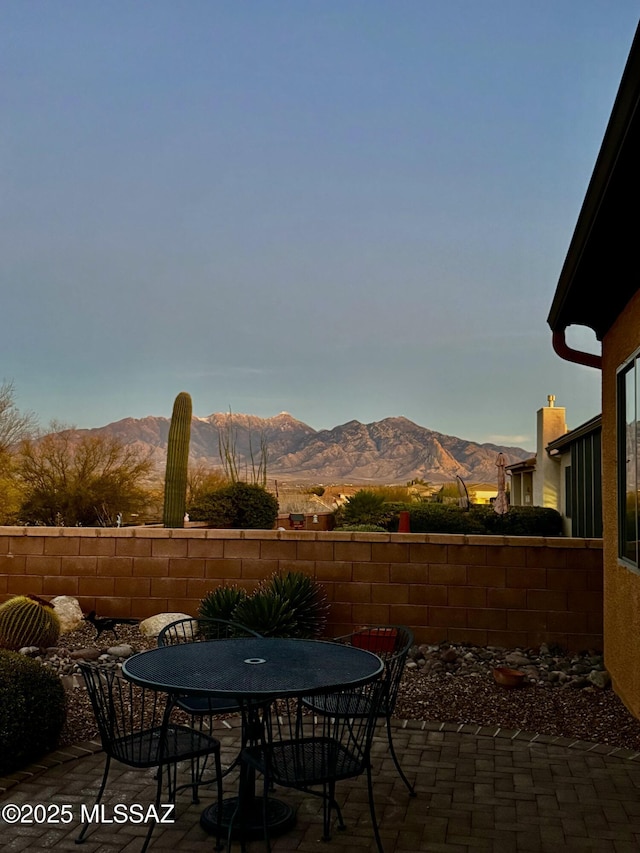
<box><xmin>505</xmin><ymin>457</ymin><xmax>536</xmax><ymax>474</ymax></box>
<box><xmin>548</xmin><ymin>23</ymin><xmax>640</xmax><ymax>343</ymax></box>
<box><xmin>546</xmin><ymin>414</ymin><xmax>602</xmax><ymax>453</ymax></box>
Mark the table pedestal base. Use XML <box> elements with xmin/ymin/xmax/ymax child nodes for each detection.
<box><xmin>200</xmin><ymin>795</ymin><xmax>296</xmax><ymax>841</ymax></box>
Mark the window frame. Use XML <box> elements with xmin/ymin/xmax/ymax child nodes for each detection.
<box><xmin>617</xmin><ymin>347</ymin><xmax>640</xmax><ymax>571</ymax></box>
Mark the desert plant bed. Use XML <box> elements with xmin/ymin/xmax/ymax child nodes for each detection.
<box><xmin>22</xmin><ymin>624</ymin><xmax>640</xmax><ymax>756</ymax></box>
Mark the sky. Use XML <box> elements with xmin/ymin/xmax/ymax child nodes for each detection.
<box><xmin>2</xmin><ymin>3</ymin><xmax>639</xmax><ymax>452</ymax></box>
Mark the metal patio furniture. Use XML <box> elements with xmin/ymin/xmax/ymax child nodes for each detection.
<box><xmin>122</xmin><ymin>636</ymin><xmax>384</xmax><ymax>846</ymax></box>
<box><xmin>303</xmin><ymin>624</ymin><xmax>416</xmax><ymax>796</ymax></box>
<box><xmin>157</xmin><ymin>617</ymin><xmax>262</xmax><ymax>718</ymax></box>
<box><xmin>75</xmin><ymin>661</ymin><xmax>223</xmax><ymax>852</ymax></box>
<box><xmin>157</xmin><ymin>617</ymin><xmax>263</xmax><ymax>793</ymax></box>
<box><xmin>236</xmin><ymin>676</ymin><xmax>389</xmax><ymax>853</ymax></box>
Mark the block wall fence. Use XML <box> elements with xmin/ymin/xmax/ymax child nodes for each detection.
<box><xmin>0</xmin><ymin>527</ymin><xmax>603</xmax><ymax>651</ymax></box>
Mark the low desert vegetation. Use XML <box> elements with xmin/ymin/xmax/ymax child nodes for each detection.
<box><xmin>335</xmin><ymin>488</ymin><xmax>563</xmax><ymax>536</ymax></box>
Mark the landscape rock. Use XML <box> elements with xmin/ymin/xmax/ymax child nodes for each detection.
<box><xmin>588</xmin><ymin>669</ymin><xmax>611</xmax><ymax>689</ymax></box>
<box><xmin>106</xmin><ymin>644</ymin><xmax>134</xmax><ymax>658</ymax></box>
<box><xmin>69</xmin><ymin>648</ymin><xmax>102</xmax><ymax>661</ymax></box>
<box><xmin>139</xmin><ymin>613</ymin><xmax>191</xmax><ymax>638</ymax></box>
<box><xmin>51</xmin><ymin>595</ymin><xmax>84</xmax><ymax>634</ymax></box>
<box><xmin>407</xmin><ymin>641</ymin><xmax>609</xmax><ymax>693</ymax></box>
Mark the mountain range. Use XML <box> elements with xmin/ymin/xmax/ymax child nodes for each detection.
<box><xmin>72</xmin><ymin>412</ymin><xmax>532</xmax><ymax>484</ymax></box>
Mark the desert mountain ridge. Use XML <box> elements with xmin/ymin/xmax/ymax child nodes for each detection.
<box><xmin>67</xmin><ymin>411</ymin><xmax>532</xmax><ymax>484</ymax></box>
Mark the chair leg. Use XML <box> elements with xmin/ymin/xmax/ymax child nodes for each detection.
<box><xmin>261</xmin><ymin>770</ymin><xmax>273</xmax><ymax>853</ymax></box>
<box><xmin>213</xmin><ymin>747</ymin><xmax>224</xmax><ymax>852</ymax></box>
<box><xmin>386</xmin><ymin>715</ymin><xmax>416</xmax><ymax>796</ymax></box>
<box><xmin>322</xmin><ymin>780</ymin><xmax>339</xmax><ymax>841</ymax></box>
<box><xmin>140</xmin><ymin>750</ymin><xmax>175</xmax><ymax>853</ymax></box>
<box><xmin>76</xmin><ymin>754</ymin><xmax>111</xmax><ymax>844</ymax></box>
<box><xmin>365</xmin><ymin>762</ymin><xmax>385</xmax><ymax>853</ymax></box>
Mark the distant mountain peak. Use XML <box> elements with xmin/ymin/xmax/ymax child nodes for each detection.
<box><xmin>76</xmin><ymin>411</ymin><xmax>532</xmax><ymax>484</ymax></box>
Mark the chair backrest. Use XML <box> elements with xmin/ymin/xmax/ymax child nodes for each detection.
<box><xmin>157</xmin><ymin>617</ymin><xmax>261</xmax><ymax>646</ymax></box>
<box><xmin>337</xmin><ymin>625</ymin><xmax>413</xmax><ymax>714</ymax></box>
<box><xmin>78</xmin><ymin>662</ymin><xmax>169</xmax><ymax>766</ymax></box>
<box><xmin>257</xmin><ymin>675</ymin><xmax>388</xmax><ymax>784</ymax></box>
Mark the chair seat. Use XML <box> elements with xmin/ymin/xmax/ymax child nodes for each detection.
<box><xmin>111</xmin><ymin>725</ymin><xmax>220</xmax><ymax>768</ymax></box>
<box><xmin>243</xmin><ymin>737</ymin><xmax>364</xmax><ymax>787</ymax></box>
<box><xmin>303</xmin><ymin>692</ymin><xmax>389</xmax><ymax>719</ymax></box>
<box><xmin>176</xmin><ymin>695</ymin><xmax>241</xmax><ymax>716</ymax></box>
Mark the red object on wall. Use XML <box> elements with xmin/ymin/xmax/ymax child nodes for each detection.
<box><xmin>398</xmin><ymin>511</ymin><xmax>410</xmax><ymax>532</ymax></box>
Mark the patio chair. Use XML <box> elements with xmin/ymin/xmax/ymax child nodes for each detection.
<box><xmin>233</xmin><ymin>676</ymin><xmax>389</xmax><ymax>853</ymax></box>
<box><xmin>303</xmin><ymin>625</ymin><xmax>416</xmax><ymax>796</ymax></box>
<box><xmin>75</xmin><ymin>662</ymin><xmax>223</xmax><ymax>852</ymax></box>
<box><xmin>157</xmin><ymin>617</ymin><xmax>262</xmax><ymax>787</ymax></box>
<box><xmin>157</xmin><ymin>617</ymin><xmax>262</xmax><ymax>719</ymax></box>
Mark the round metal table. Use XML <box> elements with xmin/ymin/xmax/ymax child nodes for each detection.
<box><xmin>122</xmin><ymin>637</ymin><xmax>384</xmax><ymax>840</ymax></box>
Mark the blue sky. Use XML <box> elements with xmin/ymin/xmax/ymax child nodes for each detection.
<box><xmin>2</xmin><ymin>3</ymin><xmax>638</xmax><ymax>451</ymax></box>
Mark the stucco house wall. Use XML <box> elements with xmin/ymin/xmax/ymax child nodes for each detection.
<box><xmin>602</xmin><ymin>288</ymin><xmax>640</xmax><ymax>717</ymax></box>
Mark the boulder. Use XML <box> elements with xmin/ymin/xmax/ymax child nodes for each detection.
<box><xmin>139</xmin><ymin>613</ymin><xmax>192</xmax><ymax>639</ymax></box>
<box><xmin>50</xmin><ymin>595</ymin><xmax>85</xmax><ymax>634</ymax></box>
<box><xmin>106</xmin><ymin>644</ymin><xmax>134</xmax><ymax>658</ymax></box>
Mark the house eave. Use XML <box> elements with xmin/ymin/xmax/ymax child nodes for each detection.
<box><xmin>548</xmin><ymin>23</ymin><xmax>640</xmax><ymax>342</ymax></box>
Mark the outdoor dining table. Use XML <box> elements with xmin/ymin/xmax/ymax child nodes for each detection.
<box><xmin>122</xmin><ymin>636</ymin><xmax>384</xmax><ymax>840</ymax></box>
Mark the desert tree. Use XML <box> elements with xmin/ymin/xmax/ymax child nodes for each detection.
<box><xmin>0</xmin><ymin>381</ymin><xmax>38</xmax><ymax>523</ymax></box>
<box><xmin>17</xmin><ymin>429</ymin><xmax>153</xmax><ymax>526</ymax></box>
<box><xmin>186</xmin><ymin>462</ymin><xmax>228</xmax><ymax>506</ymax></box>
<box><xmin>0</xmin><ymin>380</ymin><xmax>38</xmax><ymax>457</ymax></box>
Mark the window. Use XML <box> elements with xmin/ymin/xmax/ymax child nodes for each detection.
<box><xmin>618</xmin><ymin>353</ymin><xmax>640</xmax><ymax>566</ymax></box>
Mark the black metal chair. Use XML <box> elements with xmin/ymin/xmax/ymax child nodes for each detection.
<box><xmin>157</xmin><ymin>617</ymin><xmax>262</xmax><ymax>787</ymax></box>
<box><xmin>157</xmin><ymin>617</ymin><xmax>262</xmax><ymax>718</ymax></box>
<box><xmin>234</xmin><ymin>676</ymin><xmax>389</xmax><ymax>852</ymax></box>
<box><xmin>303</xmin><ymin>625</ymin><xmax>416</xmax><ymax>796</ymax></box>
<box><xmin>75</xmin><ymin>661</ymin><xmax>223</xmax><ymax>852</ymax></box>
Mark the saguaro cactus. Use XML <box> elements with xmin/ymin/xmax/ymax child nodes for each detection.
<box><xmin>163</xmin><ymin>391</ymin><xmax>192</xmax><ymax>528</ymax></box>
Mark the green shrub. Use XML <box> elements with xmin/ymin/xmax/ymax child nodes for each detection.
<box><xmin>470</xmin><ymin>505</ymin><xmax>563</xmax><ymax>536</ymax></box>
<box><xmin>199</xmin><ymin>571</ymin><xmax>330</xmax><ymax>639</ymax></box>
<box><xmin>232</xmin><ymin>590</ymin><xmax>299</xmax><ymax>638</ymax></box>
<box><xmin>395</xmin><ymin>503</ymin><xmax>486</xmax><ymax>534</ymax></box>
<box><xmin>380</xmin><ymin>502</ymin><xmax>564</xmax><ymax>536</ymax></box>
<box><xmin>199</xmin><ymin>585</ymin><xmax>248</xmax><ymax>622</ymax></box>
<box><xmin>306</xmin><ymin>485</ymin><xmax>325</xmax><ymax>497</ymax></box>
<box><xmin>265</xmin><ymin>571</ymin><xmax>329</xmax><ymax>638</ymax></box>
<box><xmin>334</xmin><ymin>523</ymin><xmax>389</xmax><ymax>532</ymax></box>
<box><xmin>0</xmin><ymin>650</ymin><xmax>66</xmax><ymax>775</ymax></box>
<box><xmin>335</xmin><ymin>490</ymin><xmax>394</xmax><ymax>528</ymax></box>
<box><xmin>188</xmin><ymin>482</ymin><xmax>278</xmax><ymax>529</ymax></box>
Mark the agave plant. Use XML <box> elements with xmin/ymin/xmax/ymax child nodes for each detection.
<box><xmin>265</xmin><ymin>571</ymin><xmax>329</xmax><ymax>639</ymax></box>
<box><xmin>232</xmin><ymin>589</ymin><xmax>299</xmax><ymax>638</ymax></box>
<box><xmin>198</xmin><ymin>585</ymin><xmax>248</xmax><ymax>623</ymax></box>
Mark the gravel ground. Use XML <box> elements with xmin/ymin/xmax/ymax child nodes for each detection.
<box><xmin>45</xmin><ymin>624</ymin><xmax>640</xmax><ymax>753</ymax></box>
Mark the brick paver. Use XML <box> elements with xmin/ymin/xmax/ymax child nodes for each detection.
<box><xmin>2</xmin><ymin>720</ymin><xmax>640</xmax><ymax>851</ymax></box>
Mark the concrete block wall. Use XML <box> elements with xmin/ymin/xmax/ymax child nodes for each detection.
<box><xmin>0</xmin><ymin>528</ymin><xmax>603</xmax><ymax>651</ymax></box>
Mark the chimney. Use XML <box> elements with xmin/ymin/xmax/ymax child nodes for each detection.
<box><xmin>533</xmin><ymin>396</ymin><xmax>566</xmax><ymax>507</ymax></box>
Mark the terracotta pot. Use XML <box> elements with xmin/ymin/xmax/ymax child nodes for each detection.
<box><xmin>492</xmin><ymin>666</ymin><xmax>526</xmax><ymax>688</ymax></box>
<box><xmin>352</xmin><ymin>627</ymin><xmax>398</xmax><ymax>654</ymax></box>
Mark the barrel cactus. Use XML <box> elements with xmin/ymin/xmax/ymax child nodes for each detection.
<box><xmin>0</xmin><ymin>594</ymin><xmax>61</xmax><ymax>651</ymax></box>
<box><xmin>163</xmin><ymin>391</ymin><xmax>192</xmax><ymax>528</ymax></box>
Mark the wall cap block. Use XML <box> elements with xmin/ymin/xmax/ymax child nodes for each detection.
<box><xmin>534</xmin><ymin>536</ymin><xmax>602</xmax><ymax>550</ymax></box>
<box><xmin>352</xmin><ymin>532</ymin><xmax>391</xmax><ymax>542</ymax></box>
<box><xmin>168</xmin><ymin>528</ymin><xmax>208</xmax><ymax>539</ymax></box>
<box><xmin>200</xmin><ymin>529</ymin><xmax>243</xmax><ymax>540</ymax></box>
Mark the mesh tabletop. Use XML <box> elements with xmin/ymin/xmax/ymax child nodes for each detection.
<box><xmin>122</xmin><ymin>637</ymin><xmax>383</xmax><ymax>700</ymax></box>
